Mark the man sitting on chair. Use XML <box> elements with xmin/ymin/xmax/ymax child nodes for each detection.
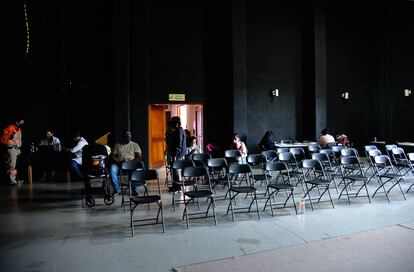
<box><xmin>109</xmin><ymin>130</ymin><xmax>142</xmax><ymax>195</ymax></box>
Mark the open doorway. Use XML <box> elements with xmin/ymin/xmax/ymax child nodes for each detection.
<box><xmin>148</xmin><ymin>104</ymin><xmax>203</xmax><ymax>168</ymax></box>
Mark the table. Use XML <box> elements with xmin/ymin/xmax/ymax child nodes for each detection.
<box><xmin>275</xmin><ymin>142</ymin><xmax>318</xmax><ymax>149</ymax></box>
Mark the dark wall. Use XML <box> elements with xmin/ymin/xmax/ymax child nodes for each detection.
<box><xmin>244</xmin><ymin>0</ymin><xmax>304</xmax><ymax>153</ymax></box>
<box><xmin>0</xmin><ymin>0</ymin><xmax>114</xmax><ymax>147</ymax></box>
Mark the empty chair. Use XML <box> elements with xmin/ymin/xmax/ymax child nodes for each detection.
<box><xmin>308</xmin><ymin>144</ymin><xmax>321</xmax><ymax>157</ymax></box>
<box><xmin>192</xmin><ymin>153</ymin><xmax>212</xmax><ymax>167</ymax></box>
<box><xmin>341</xmin><ymin>148</ymin><xmax>366</xmax><ymax>170</ymax></box>
<box><xmin>331</xmin><ymin>145</ymin><xmax>344</xmax><ymax>164</ymax></box>
<box><xmin>325</xmin><ymin>142</ymin><xmax>337</xmax><ymax>149</ymax></box>
<box><xmin>120</xmin><ymin>160</ymin><xmax>145</xmax><ymax>212</ymax></box>
<box><xmin>247</xmin><ymin>154</ymin><xmax>269</xmax><ymax>187</ymax></box>
<box><xmin>171</xmin><ymin>160</ymin><xmax>195</xmax><ymax>211</ymax></box>
<box><xmin>367</xmin><ymin>149</ymin><xmax>382</xmax><ymax>183</ymax></box>
<box><xmin>262</xmin><ymin>150</ymin><xmax>278</xmax><ymax>162</ymax></box>
<box><xmin>406</xmin><ymin>153</ymin><xmax>414</xmax><ymax>193</ymax></box>
<box><xmin>364</xmin><ymin>145</ymin><xmax>378</xmax><ymax>158</ymax></box>
<box><xmin>312</xmin><ymin>152</ymin><xmax>339</xmax><ymax>193</ymax></box>
<box><xmin>181</xmin><ymin>166</ymin><xmax>217</xmax><ymax>228</ymax></box>
<box><xmin>372</xmin><ymin>155</ymin><xmax>406</xmax><ymax>202</ymax></box>
<box><xmin>385</xmin><ymin>144</ymin><xmax>398</xmax><ymax>161</ymax></box>
<box><xmin>225</xmin><ymin>149</ymin><xmax>243</xmax><ymax>164</ymax></box>
<box><xmin>290</xmin><ymin>147</ymin><xmax>306</xmax><ymax>164</ymax></box>
<box><xmin>301</xmin><ymin>159</ymin><xmax>335</xmax><ymax>211</ymax></box>
<box><xmin>339</xmin><ymin>156</ymin><xmax>371</xmax><ymax>204</ymax></box>
<box><xmin>263</xmin><ymin>161</ymin><xmax>297</xmax><ymax>216</ymax></box>
<box><xmin>391</xmin><ymin>147</ymin><xmax>411</xmax><ymax>176</ymax></box>
<box><xmin>226</xmin><ymin>164</ymin><xmax>260</xmax><ymax>221</ymax></box>
<box><xmin>207</xmin><ymin>158</ymin><xmax>229</xmax><ymax>194</ymax></box>
<box><xmin>278</xmin><ymin>152</ymin><xmax>303</xmax><ymax>190</ymax></box>
<box><xmin>129</xmin><ymin>169</ymin><xmax>165</xmax><ymax>235</ymax></box>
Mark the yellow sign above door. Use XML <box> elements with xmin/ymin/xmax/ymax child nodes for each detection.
<box><xmin>169</xmin><ymin>94</ymin><xmax>186</xmax><ymax>101</ymax></box>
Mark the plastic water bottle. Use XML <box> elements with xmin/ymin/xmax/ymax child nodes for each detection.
<box><xmin>298</xmin><ymin>196</ymin><xmax>305</xmax><ymax>215</ymax></box>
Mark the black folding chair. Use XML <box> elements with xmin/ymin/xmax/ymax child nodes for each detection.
<box><xmin>262</xmin><ymin>150</ymin><xmax>278</xmax><ymax>162</ymax></box>
<box><xmin>171</xmin><ymin>159</ymin><xmax>195</xmax><ymax>211</ymax></box>
<box><xmin>372</xmin><ymin>155</ymin><xmax>406</xmax><ymax>202</ymax></box>
<box><xmin>192</xmin><ymin>153</ymin><xmax>212</xmax><ymax>167</ymax></box>
<box><xmin>339</xmin><ymin>156</ymin><xmax>371</xmax><ymax>204</ymax></box>
<box><xmin>181</xmin><ymin>166</ymin><xmax>217</xmax><ymax>228</ymax></box>
<box><xmin>226</xmin><ymin>164</ymin><xmax>260</xmax><ymax>221</ymax></box>
<box><xmin>301</xmin><ymin>159</ymin><xmax>335</xmax><ymax>211</ymax></box>
<box><xmin>120</xmin><ymin>160</ymin><xmax>145</xmax><ymax>212</ymax></box>
<box><xmin>263</xmin><ymin>161</ymin><xmax>297</xmax><ymax>216</ymax></box>
<box><xmin>129</xmin><ymin>169</ymin><xmax>165</xmax><ymax>235</ymax></box>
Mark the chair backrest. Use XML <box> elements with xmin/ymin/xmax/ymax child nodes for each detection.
<box><xmin>265</xmin><ymin>161</ymin><xmax>288</xmax><ymax>172</ymax></box>
<box><xmin>121</xmin><ymin>160</ymin><xmax>145</xmax><ymax>171</ymax></box>
<box><xmin>325</xmin><ymin>142</ymin><xmax>337</xmax><ymax>149</ymax></box>
<box><xmin>183</xmin><ymin>165</ymin><xmax>208</xmax><ymax>178</ymax></box>
<box><xmin>262</xmin><ymin>150</ymin><xmax>278</xmax><ymax>162</ymax></box>
<box><xmin>278</xmin><ymin>151</ymin><xmax>296</xmax><ymax>163</ymax></box>
<box><xmin>289</xmin><ymin>147</ymin><xmax>306</xmax><ymax>162</ymax></box>
<box><xmin>368</xmin><ymin>149</ymin><xmax>382</xmax><ymax>165</ymax></box>
<box><xmin>302</xmin><ymin>159</ymin><xmax>323</xmax><ymax>170</ymax></box>
<box><xmin>385</xmin><ymin>144</ymin><xmax>397</xmax><ymax>157</ymax></box>
<box><xmin>130</xmin><ymin>169</ymin><xmax>161</xmax><ymax>194</ymax></box>
<box><xmin>408</xmin><ymin>153</ymin><xmax>414</xmax><ymax>162</ymax></box>
<box><xmin>320</xmin><ymin>149</ymin><xmax>335</xmax><ymax>158</ymax></box>
<box><xmin>276</xmin><ymin>147</ymin><xmax>289</xmax><ymax>154</ymax></box>
<box><xmin>312</xmin><ymin>152</ymin><xmax>330</xmax><ymax>163</ymax></box>
<box><xmin>340</xmin><ymin>156</ymin><xmax>364</xmax><ymax>175</ymax></box>
<box><xmin>308</xmin><ymin>144</ymin><xmax>321</xmax><ymax>153</ymax></box>
<box><xmin>341</xmin><ymin>148</ymin><xmax>358</xmax><ymax>157</ymax></box>
<box><xmin>172</xmin><ymin>159</ymin><xmax>194</xmax><ymax>170</ymax></box>
<box><xmin>247</xmin><ymin>154</ymin><xmax>267</xmax><ymax>167</ymax></box>
<box><xmin>207</xmin><ymin>158</ymin><xmax>228</xmax><ymax>168</ymax></box>
<box><xmin>374</xmin><ymin>155</ymin><xmax>392</xmax><ymax>165</ymax></box>
<box><xmin>192</xmin><ymin>153</ymin><xmax>212</xmax><ymax>164</ymax></box>
<box><xmin>228</xmin><ymin>163</ymin><xmax>252</xmax><ymax>174</ymax></box>
<box><xmin>225</xmin><ymin>149</ymin><xmax>242</xmax><ymax>158</ymax></box>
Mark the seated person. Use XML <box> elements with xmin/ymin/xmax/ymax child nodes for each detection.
<box><xmin>205</xmin><ymin>142</ymin><xmax>222</xmax><ymax>158</ymax></box>
<box><xmin>109</xmin><ymin>130</ymin><xmax>142</xmax><ymax>195</ymax></box>
<box><xmin>185</xmin><ymin>136</ymin><xmax>200</xmax><ymax>159</ymax></box>
<box><xmin>336</xmin><ymin>132</ymin><xmax>350</xmax><ymax>148</ymax></box>
<box><xmin>68</xmin><ymin>132</ymin><xmax>88</xmax><ymax>181</ymax></box>
<box><xmin>259</xmin><ymin>130</ymin><xmax>277</xmax><ymax>150</ymax></box>
<box><xmin>38</xmin><ymin>129</ymin><xmax>62</xmax><ymax>181</ymax></box>
<box><xmin>318</xmin><ymin>128</ymin><xmax>335</xmax><ymax>149</ymax></box>
<box><xmin>229</xmin><ymin>133</ymin><xmax>248</xmax><ymax>158</ymax></box>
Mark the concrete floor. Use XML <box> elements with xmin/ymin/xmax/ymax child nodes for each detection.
<box><xmin>1</xmin><ymin>167</ymin><xmax>414</xmax><ymax>272</ymax></box>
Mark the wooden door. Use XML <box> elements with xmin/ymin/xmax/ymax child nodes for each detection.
<box><xmin>148</xmin><ymin>105</ymin><xmax>166</xmax><ymax>168</ymax></box>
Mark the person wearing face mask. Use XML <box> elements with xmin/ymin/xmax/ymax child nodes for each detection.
<box><xmin>109</xmin><ymin>129</ymin><xmax>142</xmax><ymax>195</ymax></box>
<box><xmin>1</xmin><ymin>119</ymin><xmax>24</xmax><ymax>185</ymax></box>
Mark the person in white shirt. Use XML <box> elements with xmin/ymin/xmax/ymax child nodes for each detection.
<box><xmin>318</xmin><ymin>128</ymin><xmax>336</xmax><ymax>149</ymax></box>
<box><xmin>69</xmin><ymin>132</ymin><xmax>88</xmax><ymax>180</ymax></box>
<box><xmin>39</xmin><ymin>130</ymin><xmax>61</xmax><ymax>152</ymax></box>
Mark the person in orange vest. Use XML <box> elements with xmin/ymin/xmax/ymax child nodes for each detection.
<box><xmin>1</xmin><ymin>119</ymin><xmax>24</xmax><ymax>185</ymax></box>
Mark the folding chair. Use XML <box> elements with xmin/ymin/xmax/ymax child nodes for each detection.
<box><xmin>372</xmin><ymin>155</ymin><xmax>406</xmax><ymax>202</ymax></box>
<box><xmin>262</xmin><ymin>150</ymin><xmax>278</xmax><ymax>162</ymax></box>
<box><xmin>331</xmin><ymin>145</ymin><xmax>344</xmax><ymax>164</ymax></box>
<box><xmin>120</xmin><ymin>160</ymin><xmax>145</xmax><ymax>212</ymax></box>
<box><xmin>129</xmin><ymin>169</ymin><xmax>165</xmax><ymax>235</ymax></box>
<box><xmin>263</xmin><ymin>161</ymin><xmax>297</xmax><ymax>216</ymax></box>
<box><xmin>278</xmin><ymin>152</ymin><xmax>303</xmax><ymax>191</ymax></box>
<box><xmin>312</xmin><ymin>152</ymin><xmax>339</xmax><ymax>193</ymax></box>
<box><xmin>406</xmin><ymin>153</ymin><xmax>414</xmax><ymax>193</ymax></box>
<box><xmin>301</xmin><ymin>159</ymin><xmax>335</xmax><ymax>211</ymax></box>
<box><xmin>247</xmin><ymin>154</ymin><xmax>269</xmax><ymax>187</ymax></box>
<box><xmin>225</xmin><ymin>149</ymin><xmax>243</xmax><ymax>164</ymax></box>
<box><xmin>367</xmin><ymin>149</ymin><xmax>382</xmax><ymax>183</ymax></box>
<box><xmin>182</xmin><ymin>166</ymin><xmax>217</xmax><ymax>228</ymax></box>
<box><xmin>226</xmin><ymin>164</ymin><xmax>260</xmax><ymax>221</ymax></box>
<box><xmin>171</xmin><ymin>160</ymin><xmax>195</xmax><ymax>211</ymax></box>
<box><xmin>308</xmin><ymin>144</ymin><xmax>321</xmax><ymax>158</ymax></box>
<box><xmin>207</xmin><ymin>158</ymin><xmax>229</xmax><ymax>195</ymax></box>
<box><xmin>339</xmin><ymin>156</ymin><xmax>371</xmax><ymax>204</ymax></box>
<box><xmin>192</xmin><ymin>153</ymin><xmax>212</xmax><ymax>167</ymax></box>
<box><xmin>290</xmin><ymin>147</ymin><xmax>306</xmax><ymax>164</ymax></box>
<box><xmin>391</xmin><ymin>147</ymin><xmax>411</xmax><ymax>176</ymax></box>
<box><xmin>385</xmin><ymin>144</ymin><xmax>397</xmax><ymax>162</ymax></box>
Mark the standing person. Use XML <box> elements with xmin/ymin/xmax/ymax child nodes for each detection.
<box><xmin>1</xmin><ymin>119</ymin><xmax>24</xmax><ymax>185</ymax></box>
<box><xmin>169</xmin><ymin>116</ymin><xmax>186</xmax><ymax>182</ymax></box>
<box><xmin>68</xmin><ymin>132</ymin><xmax>88</xmax><ymax>181</ymax></box>
<box><xmin>109</xmin><ymin>130</ymin><xmax>142</xmax><ymax>195</ymax></box>
<box><xmin>318</xmin><ymin>128</ymin><xmax>335</xmax><ymax>149</ymax></box>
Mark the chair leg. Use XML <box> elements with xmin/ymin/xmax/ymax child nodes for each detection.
<box><xmin>211</xmin><ymin>197</ymin><xmax>217</xmax><ymax>226</ymax></box>
<box><xmin>159</xmin><ymin>201</ymin><xmax>165</xmax><ymax>233</ymax></box>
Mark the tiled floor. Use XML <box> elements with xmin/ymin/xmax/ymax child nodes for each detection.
<box><xmin>1</xmin><ymin>167</ymin><xmax>414</xmax><ymax>272</ymax></box>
